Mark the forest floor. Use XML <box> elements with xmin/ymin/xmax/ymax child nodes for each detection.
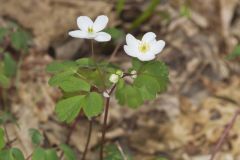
<box><xmin>0</xmin><ymin>0</ymin><xmax>240</xmax><ymax>160</ymax></box>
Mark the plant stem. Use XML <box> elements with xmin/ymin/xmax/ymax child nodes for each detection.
<box><xmin>90</xmin><ymin>40</ymin><xmax>106</xmax><ymax>90</ymax></box>
<box><xmin>210</xmin><ymin>109</ymin><xmax>240</xmax><ymax>160</ymax></box>
<box><xmin>100</xmin><ymin>84</ymin><xmax>116</xmax><ymax>160</ymax></box>
<box><xmin>81</xmin><ymin>119</ymin><xmax>93</xmax><ymax>160</ymax></box>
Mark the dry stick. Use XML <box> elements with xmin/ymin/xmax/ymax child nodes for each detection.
<box><xmin>81</xmin><ymin>119</ymin><xmax>93</xmax><ymax>160</ymax></box>
<box><xmin>210</xmin><ymin>109</ymin><xmax>240</xmax><ymax>160</ymax></box>
<box><xmin>100</xmin><ymin>84</ymin><xmax>117</xmax><ymax>160</ymax></box>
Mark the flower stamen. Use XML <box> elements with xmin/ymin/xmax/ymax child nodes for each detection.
<box><xmin>138</xmin><ymin>42</ymin><xmax>150</xmax><ymax>53</ymax></box>
<box><xmin>87</xmin><ymin>27</ymin><xmax>94</xmax><ymax>33</ymax></box>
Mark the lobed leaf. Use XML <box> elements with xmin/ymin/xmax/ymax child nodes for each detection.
<box><xmin>10</xmin><ymin>30</ymin><xmax>30</xmax><ymax>53</ymax></box>
<box><xmin>4</xmin><ymin>53</ymin><xmax>17</xmax><ymax>77</ymax></box>
<box><xmin>29</xmin><ymin>128</ymin><xmax>43</xmax><ymax>146</ymax></box>
<box><xmin>83</xmin><ymin>92</ymin><xmax>104</xmax><ymax>118</ymax></box>
<box><xmin>55</xmin><ymin>95</ymin><xmax>85</xmax><ymax>123</ymax></box>
<box><xmin>46</xmin><ymin>61</ymin><xmax>78</xmax><ymax>73</ymax></box>
<box><xmin>116</xmin><ymin>59</ymin><xmax>169</xmax><ymax>108</ymax></box>
<box><xmin>59</xmin><ymin>144</ymin><xmax>77</xmax><ymax>160</ymax></box>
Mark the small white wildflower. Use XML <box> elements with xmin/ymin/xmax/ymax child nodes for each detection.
<box><xmin>103</xmin><ymin>91</ymin><xmax>110</xmax><ymax>98</ymax></box>
<box><xmin>109</xmin><ymin>74</ymin><xmax>119</xmax><ymax>83</ymax></box>
<box><xmin>69</xmin><ymin>15</ymin><xmax>111</xmax><ymax>42</ymax></box>
<box><xmin>116</xmin><ymin>70</ymin><xmax>123</xmax><ymax>78</ymax></box>
<box><xmin>124</xmin><ymin>32</ymin><xmax>165</xmax><ymax>61</ymax></box>
<box><xmin>131</xmin><ymin>70</ymin><xmax>137</xmax><ymax>79</ymax></box>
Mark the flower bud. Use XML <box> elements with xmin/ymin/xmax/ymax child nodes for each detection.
<box><xmin>131</xmin><ymin>70</ymin><xmax>137</xmax><ymax>79</ymax></box>
<box><xmin>109</xmin><ymin>74</ymin><xmax>119</xmax><ymax>83</ymax></box>
<box><xmin>116</xmin><ymin>70</ymin><xmax>124</xmax><ymax>77</ymax></box>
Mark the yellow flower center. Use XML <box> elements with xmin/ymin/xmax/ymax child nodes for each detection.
<box><xmin>87</xmin><ymin>27</ymin><xmax>94</xmax><ymax>33</ymax></box>
<box><xmin>138</xmin><ymin>42</ymin><xmax>150</xmax><ymax>53</ymax></box>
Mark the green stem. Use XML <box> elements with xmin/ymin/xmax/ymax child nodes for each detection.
<box><xmin>90</xmin><ymin>40</ymin><xmax>106</xmax><ymax>90</ymax></box>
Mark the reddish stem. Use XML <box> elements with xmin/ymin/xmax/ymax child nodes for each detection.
<box><xmin>99</xmin><ymin>84</ymin><xmax>116</xmax><ymax>160</ymax></box>
<box><xmin>81</xmin><ymin>119</ymin><xmax>93</xmax><ymax>160</ymax></box>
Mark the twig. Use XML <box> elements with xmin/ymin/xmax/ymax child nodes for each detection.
<box><xmin>116</xmin><ymin>142</ymin><xmax>128</xmax><ymax>160</ymax></box>
<box><xmin>81</xmin><ymin>119</ymin><xmax>93</xmax><ymax>160</ymax></box>
<box><xmin>210</xmin><ymin>109</ymin><xmax>240</xmax><ymax>160</ymax></box>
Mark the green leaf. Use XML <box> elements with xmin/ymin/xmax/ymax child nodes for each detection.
<box><xmin>0</xmin><ymin>150</ymin><xmax>9</xmax><ymax>159</ymax></box>
<box><xmin>59</xmin><ymin>144</ymin><xmax>77</xmax><ymax>160</ymax></box>
<box><xmin>45</xmin><ymin>149</ymin><xmax>58</xmax><ymax>160</ymax></box>
<box><xmin>29</xmin><ymin>128</ymin><xmax>43</xmax><ymax>146</ymax></box>
<box><xmin>10</xmin><ymin>148</ymin><xmax>25</xmax><ymax>160</ymax></box>
<box><xmin>131</xmin><ymin>58</ymin><xmax>143</xmax><ymax>71</ymax></box>
<box><xmin>59</xmin><ymin>76</ymin><xmax>90</xmax><ymax>92</ymax></box>
<box><xmin>0</xmin><ymin>128</ymin><xmax>5</xmax><ymax>150</ymax></box>
<box><xmin>104</xmin><ymin>28</ymin><xmax>125</xmax><ymax>41</ymax></box>
<box><xmin>55</xmin><ymin>95</ymin><xmax>85</xmax><ymax>123</ymax></box>
<box><xmin>130</xmin><ymin>0</ymin><xmax>159</xmax><ymax>30</ymax></box>
<box><xmin>48</xmin><ymin>70</ymin><xmax>75</xmax><ymax>86</ymax></box>
<box><xmin>116</xmin><ymin>60</ymin><xmax>169</xmax><ymax>109</ymax></box>
<box><xmin>134</xmin><ymin>74</ymin><xmax>160</xmax><ymax>98</ymax></box>
<box><xmin>0</xmin><ymin>73</ymin><xmax>10</xmax><ymax>88</ymax></box>
<box><xmin>227</xmin><ymin>45</ymin><xmax>240</xmax><ymax>60</ymax></box>
<box><xmin>4</xmin><ymin>53</ymin><xmax>17</xmax><ymax>77</ymax></box>
<box><xmin>76</xmin><ymin>58</ymin><xmax>94</xmax><ymax>68</ymax></box>
<box><xmin>83</xmin><ymin>92</ymin><xmax>104</xmax><ymax>118</ymax></box>
<box><xmin>0</xmin><ymin>28</ymin><xmax>8</xmax><ymax>43</ymax></box>
<box><xmin>104</xmin><ymin>144</ymin><xmax>124</xmax><ymax>160</ymax></box>
<box><xmin>116</xmin><ymin>85</ymin><xmax>143</xmax><ymax>108</ymax></box>
<box><xmin>32</xmin><ymin>147</ymin><xmax>45</xmax><ymax>160</ymax></box>
<box><xmin>46</xmin><ymin>61</ymin><xmax>78</xmax><ymax>73</ymax></box>
<box><xmin>141</xmin><ymin>61</ymin><xmax>169</xmax><ymax>91</ymax></box>
<box><xmin>10</xmin><ymin>30</ymin><xmax>30</xmax><ymax>52</ymax></box>
<box><xmin>116</xmin><ymin>0</ymin><xmax>126</xmax><ymax>15</ymax></box>
<box><xmin>0</xmin><ymin>112</ymin><xmax>17</xmax><ymax>125</ymax></box>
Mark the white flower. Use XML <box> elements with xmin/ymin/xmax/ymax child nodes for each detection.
<box><xmin>69</xmin><ymin>15</ymin><xmax>111</xmax><ymax>42</ymax></box>
<box><xmin>116</xmin><ymin>70</ymin><xmax>123</xmax><ymax>78</ymax></box>
<box><xmin>123</xmin><ymin>32</ymin><xmax>165</xmax><ymax>61</ymax></box>
<box><xmin>130</xmin><ymin>70</ymin><xmax>137</xmax><ymax>79</ymax></box>
<box><xmin>109</xmin><ymin>74</ymin><xmax>119</xmax><ymax>83</ymax></box>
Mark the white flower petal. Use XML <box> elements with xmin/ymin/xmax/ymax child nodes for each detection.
<box><xmin>123</xmin><ymin>45</ymin><xmax>138</xmax><ymax>57</ymax></box>
<box><xmin>93</xmin><ymin>15</ymin><xmax>109</xmax><ymax>32</ymax></box>
<box><xmin>137</xmin><ymin>53</ymin><xmax>155</xmax><ymax>61</ymax></box>
<box><xmin>68</xmin><ymin>30</ymin><xmax>87</xmax><ymax>38</ymax></box>
<box><xmin>126</xmin><ymin>34</ymin><xmax>140</xmax><ymax>47</ymax></box>
<box><xmin>77</xmin><ymin>16</ymin><xmax>93</xmax><ymax>31</ymax></box>
<box><xmin>151</xmin><ymin>40</ymin><xmax>165</xmax><ymax>55</ymax></box>
<box><xmin>142</xmin><ymin>32</ymin><xmax>156</xmax><ymax>42</ymax></box>
<box><xmin>94</xmin><ymin>32</ymin><xmax>111</xmax><ymax>42</ymax></box>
